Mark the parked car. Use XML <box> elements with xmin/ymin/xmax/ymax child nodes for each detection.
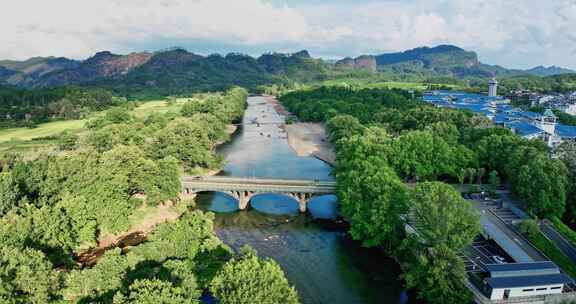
<box><xmin>491</xmin><ymin>255</ymin><xmax>507</xmax><ymax>264</ymax></box>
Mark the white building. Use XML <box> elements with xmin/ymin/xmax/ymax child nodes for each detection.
<box><xmin>483</xmin><ymin>262</ymin><xmax>571</xmax><ymax>300</ymax></box>
<box><xmin>488</xmin><ymin>77</ymin><xmax>498</xmax><ymax>97</ymax></box>
<box><xmin>560</xmin><ymin>104</ymin><xmax>576</xmax><ymax>116</ymax></box>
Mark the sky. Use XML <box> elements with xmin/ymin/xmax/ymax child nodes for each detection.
<box><xmin>2</xmin><ymin>0</ymin><xmax>576</xmax><ymax>69</ymax></box>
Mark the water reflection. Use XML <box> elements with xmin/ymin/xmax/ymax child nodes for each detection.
<box><xmin>308</xmin><ymin>195</ymin><xmax>339</xmax><ymax>219</ymax></box>
<box><xmin>250</xmin><ymin>193</ymin><xmax>300</xmax><ymax>215</ymax></box>
<box><xmin>196</xmin><ymin>192</ymin><xmax>239</xmax><ymax>213</ymax></box>
<box><xmin>199</xmin><ymin>96</ymin><xmax>410</xmax><ymax>304</ymax></box>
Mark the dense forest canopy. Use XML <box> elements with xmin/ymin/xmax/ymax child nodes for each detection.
<box><xmin>280</xmin><ymin>86</ymin><xmax>572</xmax><ymax>303</ymax></box>
<box><xmin>0</xmin><ymin>85</ymin><xmax>121</xmax><ymax>127</ymax></box>
<box><xmin>0</xmin><ymin>87</ymin><xmax>299</xmax><ymax>303</ymax></box>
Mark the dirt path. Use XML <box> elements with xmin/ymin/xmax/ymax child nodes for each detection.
<box><xmin>98</xmin><ymin>203</ymin><xmax>182</xmax><ymax>248</ymax></box>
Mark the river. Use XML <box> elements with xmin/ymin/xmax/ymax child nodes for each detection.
<box><xmin>197</xmin><ymin>96</ymin><xmax>411</xmax><ymax>304</ymax></box>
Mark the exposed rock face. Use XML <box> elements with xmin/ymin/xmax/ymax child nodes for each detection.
<box><xmin>335</xmin><ymin>57</ymin><xmax>355</xmax><ymax>68</ymax></box>
<box><xmin>335</xmin><ymin>55</ymin><xmax>377</xmax><ymax>72</ymax></box>
<box><xmin>354</xmin><ymin>55</ymin><xmax>377</xmax><ymax>72</ymax></box>
<box><xmin>33</xmin><ymin>51</ymin><xmax>152</xmax><ymax>87</ymax></box>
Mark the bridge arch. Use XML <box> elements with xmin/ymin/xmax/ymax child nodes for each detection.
<box><xmin>307</xmin><ymin>194</ymin><xmax>339</xmax><ymax>219</ymax></box>
<box><xmin>249</xmin><ymin>192</ymin><xmax>301</xmax><ymax>215</ymax></box>
<box><xmin>193</xmin><ymin>191</ymin><xmax>242</xmax><ymax>212</ymax></box>
<box><xmin>181</xmin><ymin>176</ymin><xmax>336</xmax><ymax>213</ymax></box>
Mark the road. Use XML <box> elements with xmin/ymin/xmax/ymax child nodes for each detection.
<box><xmin>541</xmin><ymin>221</ymin><xmax>576</xmax><ymax>264</ymax></box>
<box><xmin>474</xmin><ymin>201</ymin><xmax>548</xmax><ymax>262</ymax></box>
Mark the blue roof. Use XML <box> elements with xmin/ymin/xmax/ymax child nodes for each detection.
<box><xmin>506</xmin><ymin>122</ymin><xmax>545</xmax><ymax>137</ymax></box>
<box><xmin>485</xmin><ymin>262</ymin><xmax>558</xmax><ymax>273</ymax></box>
<box><xmin>487</xmin><ymin>273</ymin><xmax>572</xmax><ymax>289</ymax></box>
<box><xmin>493</xmin><ymin>113</ymin><xmax>511</xmax><ymax>124</ymax></box>
<box><xmin>556</xmin><ymin>124</ymin><xmax>576</xmax><ymax>138</ymax></box>
<box><xmin>523</xmin><ymin>111</ymin><xmax>542</xmax><ymax>120</ymax></box>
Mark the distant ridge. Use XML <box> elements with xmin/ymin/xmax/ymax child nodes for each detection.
<box><xmin>334</xmin><ymin>45</ymin><xmax>573</xmax><ymax>78</ymax></box>
<box><xmin>525</xmin><ymin>65</ymin><xmax>576</xmax><ymax>77</ymax></box>
<box><xmin>1</xmin><ymin>45</ymin><xmax>573</xmax><ymax>94</ymax></box>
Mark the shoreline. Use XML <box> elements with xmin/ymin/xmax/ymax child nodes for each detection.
<box><xmin>264</xmin><ymin>95</ymin><xmax>336</xmax><ymax>166</ymax></box>
<box><xmin>80</xmin><ymin>121</ymin><xmax>240</xmax><ymax>263</ymax></box>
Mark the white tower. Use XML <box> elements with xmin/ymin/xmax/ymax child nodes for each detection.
<box><xmin>538</xmin><ymin>109</ymin><xmax>557</xmax><ymax>135</ymax></box>
<box><xmin>488</xmin><ymin>77</ymin><xmax>498</xmax><ymax>97</ymax></box>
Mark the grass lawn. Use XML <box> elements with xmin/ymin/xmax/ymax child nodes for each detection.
<box><xmin>131</xmin><ymin>98</ymin><xmax>189</xmax><ymax>118</ymax></box>
<box><xmin>0</xmin><ymin>119</ymin><xmax>87</xmax><ymax>144</ymax></box>
<box><xmin>323</xmin><ymin>79</ymin><xmax>463</xmax><ymax>91</ymax></box>
<box><xmin>0</xmin><ymin>99</ymin><xmax>185</xmax><ymax>153</ymax></box>
<box><xmin>526</xmin><ymin>231</ymin><xmax>576</xmax><ymax>278</ymax></box>
<box><xmin>551</xmin><ymin>217</ymin><xmax>576</xmax><ymax>247</ymax></box>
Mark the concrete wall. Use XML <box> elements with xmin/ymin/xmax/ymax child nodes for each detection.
<box><xmin>490</xmin><ymin>284</ymin><xmax>564</xmax><ymax>300</ymax></box>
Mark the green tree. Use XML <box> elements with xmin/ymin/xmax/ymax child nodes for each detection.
<box><xmin>488</xmin><ymin>170</ymin><xmax>501</xmax><ymax>193</ymax></box>
<box><xmin>554</xmin><ymin>141</ymin><xmax>576</xmax><ymax>226</ymax></box>
<box><xmin>401</xmin><ymin>182</ymin><xmax>480</xmax><ymax>304</ymax></box>
<box><xmin>402</xmin><ymin>242</ymin><xmax>473</xmax><ymax>304</ymax></box>
<box><xmin>326</xmin><ymin>114</ymin><xmax>364</xmax><ymax>143</ymax></box>
<box><xmin>519</xmin><ymin>219</ymin><xmax>540</xmax><ymax>238</ymax></box>
<box><xmin>409</xmin><ymin>182</ymin><xmax>481</xmax><ymax>249</ymax></box>
<box><xmin>513</xmin><ymin>154</ymin><xmax>567</xmax><ymax>219</ymax></box>
<box><xmin>57</xmin><ymin>131</ymin><xmax>78</xmax><ymax>151</ymax></box>
<box><xmin>105</xmin><ymin>107</ymin><xmax>133</xmax><ymax>124</ymax></box>
<box><xmin>337</xmin><ymin>155</ymin><xmax>408</xmax><ymax>248</ymax></box>
<box><xmin>0</xmin><ymin>246</ymin><xmax>59</xmax><ymax>304</ymax></box>
<box><xmin>63</xmin><ymin>248</ymin><xmax>130</xmax><ymax>302</ymax></box>
<box><xmin>210</xmin><ymin>246</ymin><xmax>299</xmax><ymax>304</ymax></box>
<box><xmin>0</xmin><ymin>172</ymin><xmax>19</xmax><ymax>216</ymax></box>
<box><xmin>113</xmin><ymin>279</ymin><xmax>195</xmax><ymax>304</ymax></box>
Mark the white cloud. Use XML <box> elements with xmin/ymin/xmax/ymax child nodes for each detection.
<box><xmin>0</xmin><ymin>0</ymin><xmax>309</xmax><ymax>59</ymax></box>
<box><xmin>1</xmin><ymin>0</ymin><xmax>575</xmax><ymax>69</ymax></box>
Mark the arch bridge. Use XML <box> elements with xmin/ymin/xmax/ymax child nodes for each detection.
<box><xmin>181</xmin><ymin>176</ymin><xmax>336</xmax><ymax>212</ymax></box>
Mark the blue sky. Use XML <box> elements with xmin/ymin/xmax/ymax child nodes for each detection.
<box><xmin>2</xmin><ymin>0</ymin><xmax>575</xmax><ymax>69</ymax></box>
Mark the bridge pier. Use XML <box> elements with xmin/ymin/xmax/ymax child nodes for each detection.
<box><xmin>179</xmin><ymin>188</ymin><xmax>197</xmax><ymax>201</ymax></box>
<box><xmin>290</xmin><ymin>193</ymin><xmax>311</xmax><ymax>213</ymax></box>
<box><xmin>230</xmin><ymin>190</ymin><xmax>254</xmax><ymax>210</ymax></box>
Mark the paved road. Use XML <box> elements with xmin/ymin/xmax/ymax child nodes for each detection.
<box><xmin>541</xmin><ymin>221</ymin><xmax>576</xmax><ymax>264</ymax></box>
<box><xmin>474</xmin><ymin>202</ymin><xmax>548</xmax><ymax>262</ymax></box>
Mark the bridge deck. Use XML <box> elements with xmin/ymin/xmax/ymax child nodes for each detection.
<box><xmin>181</xmin><ymin>176</ymin><xmax>336</xmax><ymax>194</ymax></box>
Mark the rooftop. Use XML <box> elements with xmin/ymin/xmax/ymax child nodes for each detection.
<box><xmin>505</xmin><ymin>121</ymin><xmax>545</xmax><ymax>137</ymax></box>
<box><xmin>556</xmin><ymin>124</ymin><xmax>576</xmax><ymax>138</ymax></box>
<box><xmin>485</xmin><ymin>261</ymin><xmax>558</xmax><ymax>274</ymax></box>
<box><xmin>487</xmin><ymin>273</ymin><xmax>572</xmax><ymax>289</ymax></box>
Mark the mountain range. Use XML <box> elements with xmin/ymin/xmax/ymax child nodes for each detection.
<box><xmin>335</xmin><ymin>45</ymin><xmax>575</xmax><ymax>78</ymax></box>
<box><xmin>0</xmin><ymin>45</ymin><xmax>573</xmax><ymax>95</ymax></box>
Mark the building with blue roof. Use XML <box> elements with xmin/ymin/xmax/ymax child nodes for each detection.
<box><xmin>481</xmin><ymin>262</ymin><xmax>571</xmax><ymax>300</ymax></box>
<box><xmin>423</xmin><ymin>90</ymin><xmax>576</xmax><ymax>147</ymax></box>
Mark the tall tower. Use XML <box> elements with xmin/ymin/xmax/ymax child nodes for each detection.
<box><xmin>538</xmin><ymin>109</ymin><xmax>557</xmax><ymax>135</ymax></box>
<box><xmin>488</xmin><ymin>77</ymin><xmax>498</xmax><ymax>97</ymax></box>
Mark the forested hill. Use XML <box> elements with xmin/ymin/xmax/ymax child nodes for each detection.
<box><xmin>337</xmin><ymin>45</ymin><xmax>575</xmax><ymax>79</ymax></box>
<box><xmin>2</xmin><ymin>45</ymin><xmax>575</xmax><ymax>97</ymax></box>
<box><xmin>0</xmin><ymin>49</ymin><xmax>327</xmax><ymax>98</ymax></box>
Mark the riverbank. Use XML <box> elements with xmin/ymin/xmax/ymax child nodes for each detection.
<box><xmin>77</xmin><ymin>121</ymin><xmax>239</xmax><ymax>265</ymax></box>
<box><xmin>264</xmin><ymin>95</ymin><xmax>336</xmax><ymax>166</ymax></box>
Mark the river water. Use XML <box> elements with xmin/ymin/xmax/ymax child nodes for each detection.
<box><xmin>197</xmin><ymin>96</ymin><xmax>410</xmax><ymax>304</ymax></box>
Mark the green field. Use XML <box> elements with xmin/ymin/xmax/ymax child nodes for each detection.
<box><xmin>323</xmin><ymin>79</ymin><xmax>463</xmax><ymax>91</ymax></box>
<box><xmin>131</xmin><ymin>98</ymin><xmax>188</xmax><ymax>118</ymax></box>
<box><xmin>0</xmin><ymin>99</ymin><xmax>184</xmax><ymax>153</ymax></box>
<box><xmin>0</xmin><ymin>119</ymin><xmax>87</xmax><ymax>144</ymax></box>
